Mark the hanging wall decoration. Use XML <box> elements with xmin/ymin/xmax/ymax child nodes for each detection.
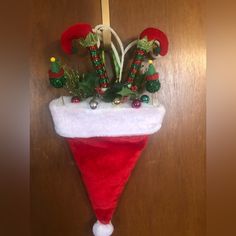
<box><xmin>48</xmin><ymin>22</ymin><xmax>168</xmax><ymax>236</ymax></box>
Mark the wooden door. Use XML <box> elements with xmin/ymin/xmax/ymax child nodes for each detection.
<box><xmin>30</xmin><ymin>0</ymin><xmax>206</xmax><ymax>235</ymax></box>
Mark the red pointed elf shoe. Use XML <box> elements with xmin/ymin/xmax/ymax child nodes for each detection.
<box><xmin>49</xmin><ymin>96</ymin><xmax>165</xmax><ymax>235</ymax></box>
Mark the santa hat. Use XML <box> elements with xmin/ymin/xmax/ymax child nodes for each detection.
<box><xmin>49</xmin><ymin>96</ymin><xmax>165</xmax><ymax>235</ymax></box>
<box><xmin>48</xmin><ymin>22</ymin><xmax>168</xmax><ymax>235</ymax></box>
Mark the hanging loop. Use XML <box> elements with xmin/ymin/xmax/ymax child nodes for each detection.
<box><xmin>101</xmin><ymin>0</ymin><xmax>111</xmax><ymax>49</ymax></box>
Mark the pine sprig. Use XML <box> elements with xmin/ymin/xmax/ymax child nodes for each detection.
<box><xmin>62</xmin><ymin>65</ymin><xmax>100</xmax><ymax>99</ymax></box>
<box><xmin>63</xmin><ymin>66</ymin><xmax>82</xmax><ymax>96</ymax></box>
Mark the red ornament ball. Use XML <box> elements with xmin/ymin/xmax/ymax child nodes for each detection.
<box><xmin>132</xmin><ymin>99</ymin><xmax>142</xmax><ymax>108</ymax></box>
<box><xmin>71</xmin><ymin>96</ymin><xmax>80</xmax><ymax>103</ymax></box>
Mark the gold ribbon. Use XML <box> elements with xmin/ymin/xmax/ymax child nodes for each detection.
<box><xmin>101</xmin><ymin>0</ymin><xmax>111</xmax><ymax>48</ymax></box>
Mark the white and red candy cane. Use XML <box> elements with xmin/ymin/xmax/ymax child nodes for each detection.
<box><xmin>127</xmin><ymin>27</ymin><xmax>169</xmax><ymax>87</ymax></box>
<box><xmin>61</xmin><ymin>23</ymin><xmax>109</xmax><ymax>89</ymax></box>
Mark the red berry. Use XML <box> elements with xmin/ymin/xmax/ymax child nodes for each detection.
<box><xmin>131</xmin><ymin>68</ymin><xmax>137</xmax><ymax>74</ymax></box>
<box><xmin>132</xmin><ymin>99</ymin><xmax>141</xmax><ymax>108</ymax></box>
<box><xmin>71</xmin><ymin>96</ymin><xmax>80</xmax><ymax>103</ymax></box>
<box><xmin>131</xmin><ymin>85</ymin><xmax>138</xmax><ymax>91</ymax></box>
<box><xmin>127</xmin><ymin>78</ymin><xmax>133</xmax><ymax>83</ymax></box>
<box><xmin>100</xmin><ymin>83</ymin><xmax>108</xmax><ymax>88</ymax></box>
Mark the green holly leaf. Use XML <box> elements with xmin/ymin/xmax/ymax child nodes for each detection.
<box><xmin>78</xmin><ymin>72</ymin><xmax>99</xmax><ymax>97</ymax></box>
<box><xmin>79</xmin><ymin>32</ymin><xmax>98</xmax><ymax>47</ymax></box>
<box><xmin>137</xmin><ymin>37</ymin><xmax>154</xmax><ymax>52</ymax></box>
<box><xmin>102</xmin><ymin>83</ymin><xmax>123</xmax><ymax>102</ymax></box>
<box><xmin>117</xmin><ymin>87</ymin><xmax>136</xmax><ymax>97</ymax></box>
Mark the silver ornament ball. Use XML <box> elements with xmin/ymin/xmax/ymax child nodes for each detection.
<box><xmin>89</xmin><ymin>99</ymin><xmax>98</xmax><ymax>109</ymax></box>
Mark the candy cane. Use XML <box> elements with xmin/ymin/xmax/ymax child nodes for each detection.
<box><xmin>126</xmin><ymin>27</ymin><xmax>169</xmax><ymax>87</ymax></box>
<box><xmin>61</xmin><ymin>23</ymin><xmax>109</xmax><ymax>89</ymax></box>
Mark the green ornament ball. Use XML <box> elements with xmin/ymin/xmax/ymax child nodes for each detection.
<box><xmin>146</xmin><ymin>80</ymin><xmax>161</xmax><ymax>93</ymax></box>
<box><xmin>140</xmin><ymin>94</ymin><xmax>150</xmax><ymax>103</ymax></box>
<box><xmin>50</xmin><ymin>77</ymin><xmax>65</xmax><ymax>88</ymax></box>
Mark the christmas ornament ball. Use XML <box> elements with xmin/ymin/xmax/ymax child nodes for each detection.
<box><xmin>140</xmin><ymin>94</ymin><xmax>150</xmax><ymax>103</ymax></box>
<box><xmin>49</xmin><ymin>78</ymin><xmax>65</xmax><ymax>88</ymax></box>
<box><xmin>146</xmin><ymin>80</ymin><xmax>161</xmax><ymax>93</ymax></box>
<box><xmin>113</xmin><ymin>97</ymin><xmax>121</xmax><ymax>105</ymax></box>
<box><xmin>71</xmin><ymin>96</ymin><xmax>80</xmax><ymax>103</ymax></box>
<box><xmin>89</xmin><ymin>99</ymin><xmax>98</xmax><ymax>109</ymax></box>
<box><xmin>132</xmin><ymin>99</ymin><xmax>142</xmax><ymax>108</ymax></box>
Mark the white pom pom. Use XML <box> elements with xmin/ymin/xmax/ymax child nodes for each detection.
<box><xmin>92</xmin><ymin>221</ymin><xmax>114</xmax><ymax>236</ymax></box>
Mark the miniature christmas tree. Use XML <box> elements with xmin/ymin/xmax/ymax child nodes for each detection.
<box><xmin>145</xmin><ymin>60</ymin><xmax>161</xmax><ymax>93</ymax></box>
<box><xmin>48</xmin><ymin>57</ymin><xmax>66</xmax><ymax>88</ymax></box>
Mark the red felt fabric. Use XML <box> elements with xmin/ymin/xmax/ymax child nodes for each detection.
<box><xmin>67</xmin><ymin>136</ymin><xmax>148</xmax><ymax>224</ymax></box>
<box><xmin>140</xmin><ymin>27</ymin><xmax>169</xmax><ymax>56</ymax></box>
<box><xmin>146</xmin><ymin>73</ymin><xmax>159</xmax><ymax>81</ymax></box>
<box><xmin>61</xmin><ymin>23</ymin><xmax>93</xmax><ymax>54</ymax></box>
<box><xmin>48</xmin><ymin>68</ymin><xmax>64</xmax><ymax>78</ymax></box>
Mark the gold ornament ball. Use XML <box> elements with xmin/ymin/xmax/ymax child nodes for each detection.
<box><xmin>113</xmin><ymin>97</ymin><xmax>121</xmax><ymax>105</ymax></box>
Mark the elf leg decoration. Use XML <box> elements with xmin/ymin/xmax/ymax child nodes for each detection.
<box><xmin>61</xmin><ymin>23</ymin><xmax>109</xmax><ymax>89</ymax></box>
<box><xmin>127</xmin><ymin>27</ymin><xmax>169</xmax><ymax>88</ymax></box>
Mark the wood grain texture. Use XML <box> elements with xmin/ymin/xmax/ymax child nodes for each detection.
<box><xmin>30</xmin><ymin>0</ymin><xmax>206</xmax><ymax>235</ymax></box>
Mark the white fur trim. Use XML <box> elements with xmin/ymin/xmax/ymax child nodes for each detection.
<box><xmin>93</xmin><ymin>221</ymin><xmax>114</xmax><ymax>236</ymax></box>
<box><xmin>49</xmin><ymin>96</ymin><xmax>166</xmax><ymax>138</ymax></box>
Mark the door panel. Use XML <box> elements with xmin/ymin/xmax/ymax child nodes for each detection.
<box><xmin>30</xmin><ymin>0</ymin><xmax>206</xmax><ymax>235</ymax></box>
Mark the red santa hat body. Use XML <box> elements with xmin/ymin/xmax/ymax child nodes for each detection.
<box><xmin>49</xmin><ymin>96</ymin><xmax>165</xmax><ymax>235</ymax></box>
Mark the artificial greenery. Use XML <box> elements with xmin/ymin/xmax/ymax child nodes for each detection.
<box><xmin>63</xmin><ymin>66</ymin><xmax>99</xmax><ymax>98</ymax></box>
<box><xmin>102</xmin><ymin>83</ymin><xmax>123</xmax><ymax>102</ymax></box>
<box><xmin>134</xmin><ymin>73</ymin><xmax>146</xmax><ymax>93</ymax></box>
<box><xmin>79</xmin><ymin>33</ymin><xmax>98</xmax><ymax>47</ymax></box>
<box><xmin>49</xmin><ymin>53</ymin><xmax>157</xmax><ymax>103</ymax></box>
<box><xmin>137</xmin><ymin>37</ymin><xmax>154</xmax><ymax>52</ymax></box>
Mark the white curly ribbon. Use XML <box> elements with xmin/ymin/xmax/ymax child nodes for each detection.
<box><xmin>94</xmin><ymin>24</ymin><xmax>138</xmax><ymax>82</ymax></box>
<box><xmin>93</xmin><ymin>221</ymin><xmax>114</xmax><ymax>236</ymax></box>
